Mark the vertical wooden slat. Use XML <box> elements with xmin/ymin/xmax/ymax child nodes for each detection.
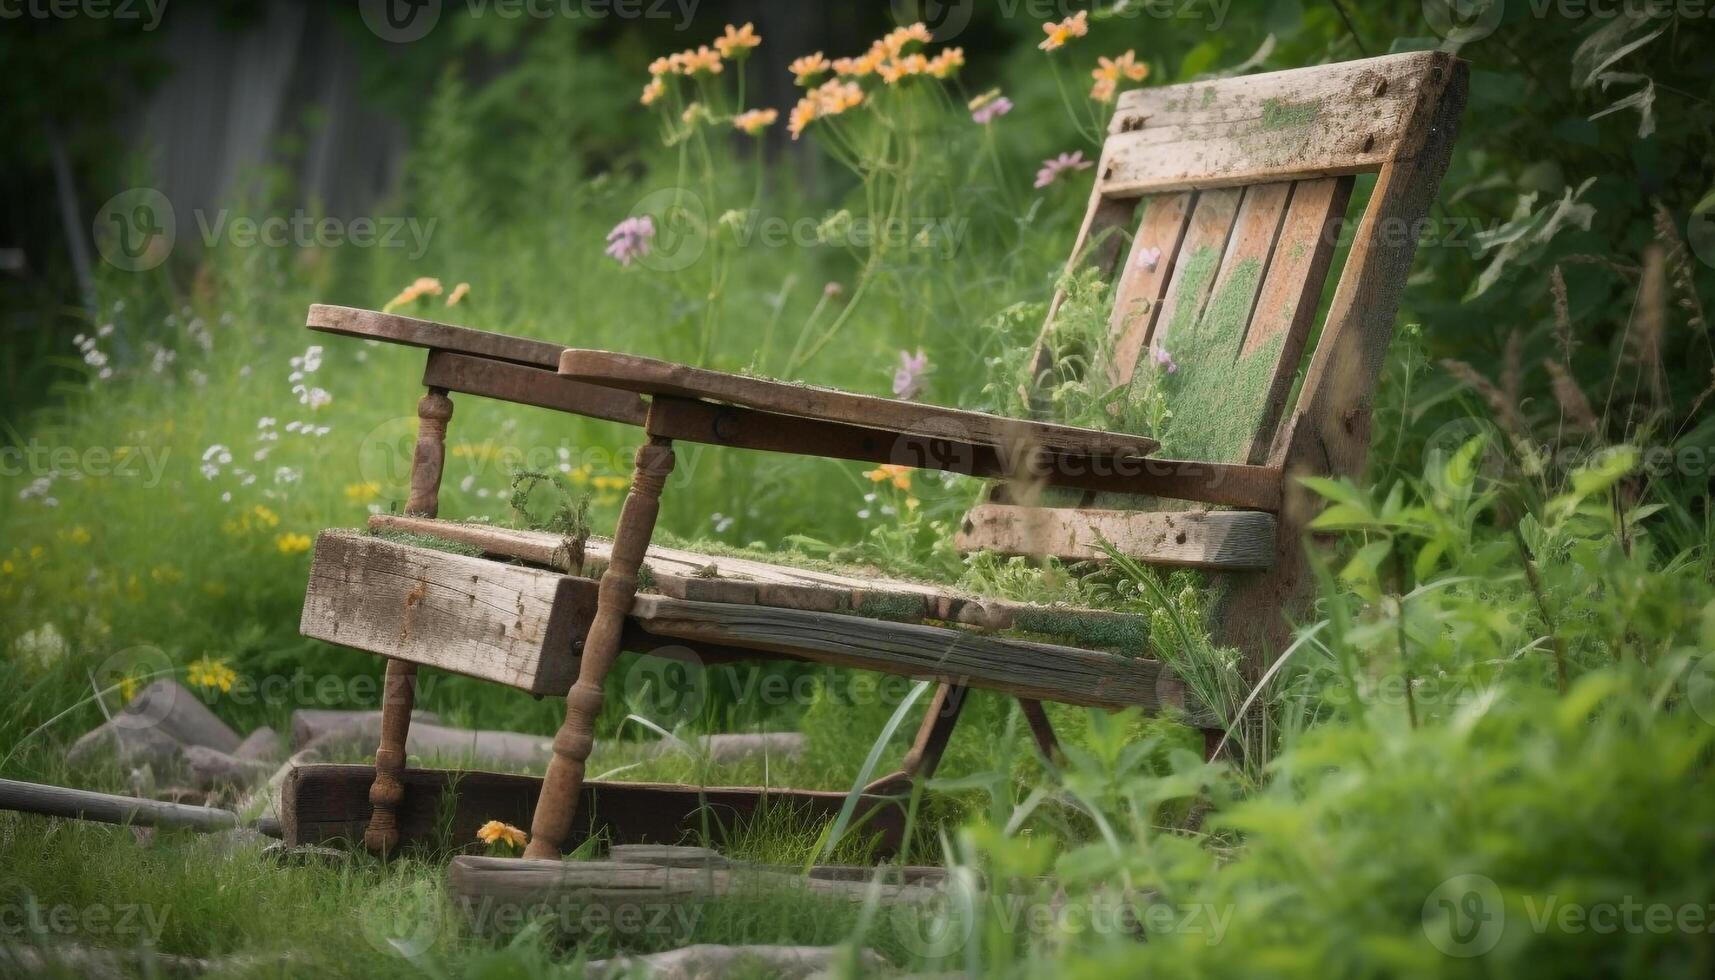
<box><xmin>1031</xmin><ymin>194</ymin><xmax>1142</xmax><ymax>378</ymax></box>
<box><xmin>1107</xmin><ymin>192</ymin><xmax>1197</xmax><ymax>387</ymax></box>
<box><xmin>1237</xmin><ymin>176</ymin><xmax>1354</xmax><ymax>463</ymax></box>
<box><xmin>1144</xmin><ymin>188</ymin><xmax>1244</xmax><ymax>361</ymax></box>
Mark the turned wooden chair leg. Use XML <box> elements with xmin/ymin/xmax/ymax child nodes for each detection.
<box><xmin>864</xmin><ymin>682</ymin><xmax>969</xmax><ymax>795</ymax></box>
<box><xmin>524</xmin><ymin>436</ymin><xmax>676</xmax><ymax>860</ymax></box>
<box><xmin>363</xmin><ymin>386</ymin><xmax>452</xmax><ymax>855</ymax></box>
<box><xmin>1016</xmin><ymin>698</ymin><xmax>1063</xmax><ymax>763</ymax></box>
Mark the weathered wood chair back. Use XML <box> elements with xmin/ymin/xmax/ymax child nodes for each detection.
<box><xmin>959</xmin><ymin>51</ymin><xmax>1468</xmax><ymax>657</ymax></box>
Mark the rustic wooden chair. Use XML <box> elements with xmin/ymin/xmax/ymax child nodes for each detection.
<box><xmin>295</xmin><ymin>52</ymin><xmax>1468</xmax><ymax>859</ymax></box>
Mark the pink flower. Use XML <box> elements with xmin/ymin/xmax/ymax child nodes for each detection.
<box><xmin>1151</xmin><ymin>344</ymin><xmax>1178</xmax><ymax>374</ymax></box>
<box><xmin>1034</xmin><ymin>151</ymin><xmax>1093</xmax><ymax>189</ymax></box>
<box><xmin>605</xmin><ymin>216</ymin><xmax>655</xmax><ymax>266</ymax></box>
<box><xmin>1135</xmin><ymin>246</ymin><xmax>1162</xmax><ymax>271</ymax></box>
<box><xmin>972</xmin><ymin>96</ymin><xmax>1013</xmax><ymax>125</ymax></box>
<box><xmin>893</xmin><ymin>349</ymin><xmax>929</xmax><ymax>400</ymax></box>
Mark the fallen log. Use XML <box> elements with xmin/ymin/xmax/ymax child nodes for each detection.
<box><xmin>0</xmin><ymin>777</ymin><xmax>238</xmax><ymax>833</ymax></box>
<box><xmin>280</xmin><ymin>764</ymin><xmax>905</xmax><ymax>856</ymax></box>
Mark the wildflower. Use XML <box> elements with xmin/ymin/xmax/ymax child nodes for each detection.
<box><xmin>865</xmin><ymin>464</ymin><xmax>913</xmax><ymax>490</ymax></box>
<box><xmin>477</xmin><ymin>820</ymin><xmax>528</xmax><ymax>850</ymax></box>
<box><xmin>832</xmin><ymin>50</ymin><xmax>883</xmax><ymax>78</ymax></box>
<box><xmin>1034</xmin><ymin>150</ymin><xmax>1093</xmax><ymax>189</ymax></box>
<box><xmin>881</xmin><ymin>22</ymin><xmax>932</xmax><ymax>56</ymax></box>
<box><xmin>275</xmin><ymin>532</ymin><xmax>313</xmax><ymax>555</ymax></box>
<box><xmin>64</xmin><ymin>527</ymin><xmax>92</xmax><ymax>546</ymax></box>
<box><xmin>1094</xmin><ymin>50</ymin><xmax>1149</xmax><ymax>83</ymax></box>
<box><xmin>186</xmin><ymin>656</ymin><xmax>238</xmax><ymax>694</ymax></box>
<box><xmin>606</xmin><ymin>216</ymin><xmax>656</xmax><ymax>267</ymax></box>
<box><xmin>893</xmin><ymin>349</ymin><xmax>929</xmax><ymax>400</ymax></box>
<box><xmin>201</xmin><ymin>444</ymin><xmax>233</xmax><ymax>480</ymax></box>
<box><xmin>446</xmin><ymin>282</ymin><xmax>470</xmax><ymax>307</ymax></box>
<box><xmin>1151</xmin><ymin>344</ymin><xmax>1179</xmax><ymax>374</ymax></box>
<box><xmin>681</xmin><ymin>102</ymin><xmax>707</xmax><ymax>126</ymax></box>
<box><xmin>641</xmin><ymin>77</ymin><xmax>666</xmax><ymax>106</ymax></box>
<box><xmin>714</xmin><ymin>22</ymin><xmax>760</xmax><ymax>59</ymax></box>
<box><xmin>344</xmin><ymin>481</ymin><xmax>382</xmax><ymax>502</ymax></box>
<box><xmin>824</xmin><ymin>281</ymin><xmax>844</xmax><ymax>298</ymax></box>
<box><xmin>789</xmin><ymin>52</ymin><xmax>830</xmax><ymax>85</ymax></box>
<box><xmin>648</xmin><ymin>54</ymin><xmax>677</xmax><ymax>76</ymax></box>
<box><xmin>927</xmin><ymin>48</ymin><xmax>964</xmax><ymax>79</ymax></box>
<box><xmin>733</xmin><ymin>108</ymin><xmax>778</xmax><ymax>136</ymax></box>
<box><xmin>816</xmin><ymin>80</ymin><xmax>865</xmax><ymax>114</ymax></box>
<box><xmin>879</xmin><ymin>54</ymin><xmax>929</xmax><ymax>85</ymax></box>
<box><xmin>1135</xmin><ymin>246</ymin><xmax>1162</xmax><ymax>271</ymax></box>
<box><xmin>680</xmin><ymin>45</ymin><xmax>723</xmax><ymax>76</ymax></box>
<box><xmin>592</xmin><ymin>476</ymin><xmax>629</xmax><ymax>492</ymax></box>
<box><xmin>382</xmin><ymin>277</ymin><xmax>443</xmax><ymax>312</ymax></box>
<box><xmin>1090</xmin><ymin>76</ymin><xmax>1117</xmax><ymax>104</ymax></box>
<box><xmin>1039</xmin><ymin>11</ymin><xmax>1089</xmax><ymax>52</ymax></box>
<box><xmin>789</xmin><ymin>98</ymin><xmax>819</xmax><ymax>140</ymax></box>
<box><xmin>711</xmin><ymin>512</ymin><xmax>735</xmax><ymax>534</ymax></box>
<box><xmin>971</xmin><ymin>93</ymin><xmax>1013</xmax><ymax>124</ymax></box>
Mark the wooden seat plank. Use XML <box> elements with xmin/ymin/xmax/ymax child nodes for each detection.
<box><xmin>558</xmin><ymin>350</ymin><xmax>1158</xmax><ymax>461</ymax></box>
<box><xmin>953</xmin><ymin>504</ymin><xmax>1275</xmax><ymax>569</ymax></box>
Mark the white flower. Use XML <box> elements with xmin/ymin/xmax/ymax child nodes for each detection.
<box><xmin>274</xmin><ymin>467</ymin><xmax>301</xmax><ymax>484</ymax></box>
<box><xmin>257</xmin><ymin>417</ymin><xmax>276</xmax><ymax>429</ymax></box>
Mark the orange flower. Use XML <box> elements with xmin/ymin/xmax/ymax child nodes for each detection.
<box><xmin>714</xmin><ymin>22</ymin><xmax>761</xmax><ymax>58</ymax></box>
<box><xmin>881</xmin><ymin>22</ymin><xmax>932</xmax><ymax>56</ymax></box>
<box><xmin>477</xmin><ymin>820</ymin><xmax>528</xmax><ymax>850</ymax></box>
<box><xmin>640</xmin><ymin>77</ymin><xmax>666</xmax><ymax>106</ymax></box>
<box><xmin>382</xmin><ymin>276</ymin><xmax>443</xmax><ymax>312</ymax></box>
<box><xmin>680</xmin><ymin>45</ymin><xmax>723</xmax><ymax>75</ymax></box>
<box><xmin>1093</xmin><ymin>50</ymin><xmax>1149</xmax><ymax>83</ymax></box>
<box><xmin>1039</xmin><ymin>11</ymin><xmax>1089</xmax><ymax>52</ymax></box>
<box><xmin>445</xmin><ymin>282</ymin><xmax>470</xmax><ymax>307</ymax></box>
<box><xmin>927</xmin><ymin>48</ymin><xmax>965</xmax><ymax>79</ymax></box>
<box><xmin>788</xmin><ymin>97</ymin><xmax>820</xmax><ymax>140</ymax></box>
<box><xmin>1090</xmin><ymin>76</ymin><xmax>1117</xmax><ymax>104</ymax></box>
<box><xmin>879</xmin><ymin>53</ymin><xmax>929</xmax><ymax>85</ymax></box>
<box><xmin>816</xmin><ymin>80</ymin><xmax>865</xmax><ymax>113</ymax></box>
<box><xmin>864</xmin><ymin>464</ymin><xmax>913</xmax><ymax>490</ymax></box>
<box><xmin>789</xmin><ymin>52</ymin><xmax>830</xmax><ymax>85</ymax></box>
<box><xmin>648</xmin><ymin>54</ymin><xmax>678</xmax><ymax>77</ymax></box>
<box><xmin>733</xmin><ymin>108</ymin><xmax>778</xmax><ymax>136</ymax></box>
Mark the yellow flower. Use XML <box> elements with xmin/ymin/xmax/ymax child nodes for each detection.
<box><xmin>789</xmin><ymin>52</ymin><xmax>829</xmax><ymax>85</ymax></box>
<box><xmin>1039</xmin><ymin>11</ymin><xmax>1089</xmax><ymax>52</ymax></box>
<box><xmin>593</xmin><ymin>475</ymin><xmax>629</xmax><ymax>492</ymax></box>
<box><xmin>477</xmin><ymin>820</ymin><xmax>529</xmax><ymax>849</ymax></box>
<box><xmin>344</xmin><ymin>481</ymin><xmax>382</xmax><ymax>502</ymax></box>
<box><xmin>568</xmin><ymin>464</ymin><xmax>593</xmax><ymax>486</ymax></box>
<box><xmin>186</xmin><ymin>656</ymin><xmax>238</xmax><ymax>694</ymax></box>
<box><xmin>253</xmin><ymin>505</ymin><xmax>281</xmax><ymax>528</ymax></box>
<box><xmin>0</xmin><ymin>560</ymin><xmax>12</xmax><ymax>576</ymax></box>
<box><xmin>275</xmin><ymin>532</ymin><xmax>313</xmax><ymax>555</ymax></box>
<box><xmin>927</xmin><ymin>48</ymin><xmax>965</xmax><ymax>79</ymax></box>
<box><xmin>150</xmin><ymin>564</ymin><xmax>183</xmax><ymax>584</ymax></box>
<box><xmin>382</xmin><ymin>276</ymin><xmax>443</xmax><ymax>313</ymax></box>
<box><xmin>1090</xmin><ymin>76</ymin><xmax>1117</xmax><ymax>104</ymax></box>
<box><xmin>29</xmin><ymin>545</ymin><xmax>45</xmax><ymax>560</ymax></box>
<box><xmin>1094</xmin><ymin>50</ymin><xmax>1149</xmax><ymax>83</ymax></box>
<box><xmin>680</xmin><ymin>45</ymin><xmax>723</xmax><ymax>76</ymax></box>
<box><xmin>713</xmin><ymin>22</ymin><xmax>760</xmax><ymax>59</ymax></box>
<box><xmin>446</xmin><ymin>282</ymin><xmax>471</xmax><ymax>306</ymax></box>
<box><xmin>118</xmin><ymin>674</ymin><xmax>139</xmax><ymax>703</ymax></box>
<box><xmin>64</xmin><ymin>526</ymin><xmax>92</xmax><ymax>546</ymax></box>
<box><xmin>864</xmin><ymin>464</ymin><xmax>913</xmax><ymax>490</ymax></box>
<box><xmin>641</xmin><ymin>77</ymin><xmax>666</xmax><ymax>106</ymax></box>
<box><xmin>733</xmin><ymin>108</ymin><xmax>779</xmax><ymax>136</ymax></box>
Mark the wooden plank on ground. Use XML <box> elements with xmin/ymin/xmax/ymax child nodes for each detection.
<box><xmin>954</xmin><ymin>504</ymin><xmax>1276</xmax><ymax>570</ymax></box>
<box><xmin>1100</xmin><ymin>52</ymin><xmax>1449</xmax><ymax>195</ymax></box>
<box><xmin>279</xmin><ymin>764</ymin><xmax>906</xmax><ymax>856</ymax></box>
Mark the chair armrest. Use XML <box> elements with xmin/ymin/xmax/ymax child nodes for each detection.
<box><xmin>308</xmin><ymin>305</ymin><xmax>565</xmax><ymax>369</ymax></box>
<box><xmin>559</xmin><ymin>349</ymin><xmax>1159</xmax><ymax>462</ymax></box>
